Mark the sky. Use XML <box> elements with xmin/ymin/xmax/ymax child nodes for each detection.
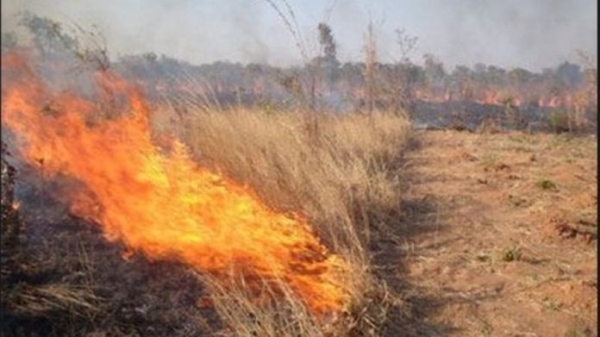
<box><xmin>1</xmin><ymin>0</ymin><xmax>597</xmax><ymax>72</ymax></box>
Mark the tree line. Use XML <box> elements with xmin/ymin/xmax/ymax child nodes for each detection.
<box><xmin>2</xmin><ymin>12</ymin><xmax>597</xmax><ymax>113</ymax></box>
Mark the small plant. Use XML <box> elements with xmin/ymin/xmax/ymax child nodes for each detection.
<box><xmin>501</xmin><ymin>246</ymin><xmax>522</xmax><ymax>262</ymax></box>
<box><xmin>475</xmin><ymin>254</ymin><xmax>491</xmax><ymax>262</ymax></box>
<box><xmin>548</xmin><ymin>109</ymin><xmax>571</xmax><ymax>133</ymax></box>
<box><xmin>543</xmin><ymin>298</ymin><xmax>561</xmax><ymax>311</ymax></box>
<box><xmin>537</xmin><ymin>179</ymin><xmax>557</xmax><ymax>190</ymax></box>
<box><xmin>508</xmin><ymin>194</ymin><xmax>528</xmax><ymax>207</ymax></box>
<box><xmin>565</xmin><ymin>327</ymin><xmax>587</xmax><ymax>337</ymax></box>
<box><xmin>481</xmin><ymin>153</ymin><xmax>498</xmax><ymax>171</ymax></box>
<box><xmin>480</xmin><ymin>320</ymin><xmax>494</xmax><ymax>336</ymax></box>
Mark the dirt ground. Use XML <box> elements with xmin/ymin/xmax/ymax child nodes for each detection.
<box><xmin>395</xmin><ymin>129</ymin><xmax>597</xmax><ymax>337</ymax></box>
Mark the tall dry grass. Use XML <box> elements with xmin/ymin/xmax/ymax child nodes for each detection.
<box><xmin>152</xmin><ymin>106</ymin><xmax>411</xmax><ymax>336</ymax></box>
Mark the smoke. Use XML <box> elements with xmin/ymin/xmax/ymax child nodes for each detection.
<box><xmin>1</xmin><ymin>0</ymin><xmax>597</xmax><ymax>70</ymax></box>
<box><xmin>1</xmin><ymin>0</ymin><xmax>294</xmax><ymax>65</ymax></box>
<box><xmin>432</xmin><ymin>0</ymin><xmax>597</xmax><ymax>70</ymax></box>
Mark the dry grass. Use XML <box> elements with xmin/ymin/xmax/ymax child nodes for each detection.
<box><xmin>200</xmin><ymin>273</ymin><xmax>326</xmax><ymax>337</ymax></box>
<box><xmin>1</xmin><ymin>143</ymin><xmax>102</xmax><ymax>336</ymax></box>
<box><xmin>8</xmin><ymin>283</ymin><xmax>102</xmax><ymax>317</ymax></box>
<box><xmin>179</xmin><ymin>109</ymin><xmax>410</xmax><ymax>247</ymax></box>
<box><xmin>153</xmin><ymin>106</ymin><xmax>412</xmax><ymax>336</ymax></box>
<box><xmin>3</xmin><ymin>102</ymin><xmax>411</xmax><ymax>336</ymax></box>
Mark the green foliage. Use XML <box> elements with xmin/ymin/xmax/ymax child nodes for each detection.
<box><xmin>565</xmin><ymin>327</ymin><xmax>588</xmax><ymax>337</ymax></box>
<box><xmin>480</xmin><ymin>320</ymin><xmax>494</xmax><ymax>336</ymax></box>
<box><xmin>501</xmin><ymin>246</ymin><xmax>522</xmax><ymax>262</ymax></box>
<box><xmin>543</xmin><ymin>298</ymin><xmax>561</xmax><ymax>311</ymax></box>
<box><xmin>548</xmin><ymin>109</ymin><xmax>572</xmax><ymax>133</ymax></box>
<box><xmin>536</xmin><ymin>179</ymin><xmax>557</xmax><ymax>190</ymax></box>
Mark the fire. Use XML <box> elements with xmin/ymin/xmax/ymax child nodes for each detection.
<box><xmin>1</xmin><ymin>52</ymin><xmax>349</xmax><ymax>314</ymax></box>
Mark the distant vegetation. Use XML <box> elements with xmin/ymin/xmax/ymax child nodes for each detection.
<box><xmin>115</xmin><ymin>45</ymin><xmax>596</xmax><ymax>116</ymax></box>
<box><xmin>2</xmin><ymin>12</ymin><xmax>597</xmax><ymax>119</ymax></box>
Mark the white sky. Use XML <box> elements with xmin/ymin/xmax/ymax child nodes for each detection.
<box><xmin>1</xmin><ymin>0</ymin><xmax>597</xmax><ymax>71</ymax></box>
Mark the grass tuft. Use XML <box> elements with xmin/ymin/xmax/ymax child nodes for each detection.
<box><xmin>500</xmin><ymin>246</ymin><xmax>522</xmax><ymax>262</ymax></box>
<box><xmin>537</xmin><ymin>179</ymin><xmax>557</xmax><ymax>190</ymax></box>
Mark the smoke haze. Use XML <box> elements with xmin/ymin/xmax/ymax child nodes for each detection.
<box><xmin>1</xmin><ymin>0</ymin><xmax>597</xmax><ymax>71</ymax></box>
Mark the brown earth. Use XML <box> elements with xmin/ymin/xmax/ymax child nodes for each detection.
<box><xmin>395</xmin><ymin>130</ymin><xmax>597</xmax><ymax>337</ymax></box>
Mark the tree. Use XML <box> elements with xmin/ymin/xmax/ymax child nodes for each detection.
<box><xmin>423</xmin><ymin>53</ymin><xmax>446</xmax><ymax>91</ymax></box>
<box><xmin>451</xmin><ymin>65</ymin><xmax>474</xmax><ymax>101</ymax></box>
<box><xmin>363</xmin><ymin>21</ymin><xmax>378</xmax><ymax>112</ymax></box>
<box><xmin>1</xmin><ymin>32</ymin><xmax>18</xmax><ymax>53</ymax></box>
<box><xmin>19</xmin><ymin>12</ymin><xmax>77</xmax><ymax>57</ymax></box>
<box><xmin>508</xmin><ymin>67</ymin><xmax>533</xmax><ymax>87</ymax></box>
<box><xmin>317</xmin><ymin>23</ymin><xmax>337</xmax><ymax>62</ymax></box>
<box><xmin>486</xmin><ymin>65</ymin><xmax>507</xmax><ymax>86</ymax></box>
<box><xmin>314</xmin><ymin>23</ymin><xmax>340</xmax><ymax>85</ymax></box>
<box><xmin>555</xmin><ymin>61</ymin><xmax>583</xmax><ymax>87</ymax></box>
<box><xmin>382</xmin><ymin>28</ymin><xmax>420</xmax><ymax>114</ymax></box>
<box><xmin>18</xmin><ymin>12</ymin><xmax>109</xmax><ymax>71</ymax></box>
<box><xmin>395</xmin><ymin>28</ymin><xmax>418</xmax><ymax>63</ymax></box>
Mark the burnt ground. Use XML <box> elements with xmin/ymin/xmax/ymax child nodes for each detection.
<box><xmin>410</xmin><ymin>101</ymin><xmax>597</xmax><ymax>134</ymax></box>
<box><xmin>1</xmin><ymin>198</ymin><xmax>222</xmax><ymax>337</ymax></box>
<box><xmin>387</xmin><ymin>129</ymin><xmax>597</xmax><ymax>336</ymax></box>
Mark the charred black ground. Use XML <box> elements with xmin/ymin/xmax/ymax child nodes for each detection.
<box><xmin>1</xmin><ymin>144</ymin><xmax>223</xmax><ymax>337</ymax></box>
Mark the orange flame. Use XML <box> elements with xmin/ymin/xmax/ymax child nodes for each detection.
<box><xmin>1</xmin><ymin>53</ymin><xmax>349</xmax><ymax>314</ymax></box>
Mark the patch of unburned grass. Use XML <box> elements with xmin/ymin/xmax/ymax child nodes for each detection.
<box><xmin>565</xmin><ymin>327</ymin><xmax>590</xmax><ymax>337</ymax></box>
<box><xmin>500</xmin><ymin>246</ymin><xmax>522</xmax><ymax>262</ymax></box>
<box><xmin>537</xmin><ymin>179</ymin><xmax>557</xmax><ymax>190</ymax></box>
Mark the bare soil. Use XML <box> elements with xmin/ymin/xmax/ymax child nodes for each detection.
<box><xmin>2</xmin><ymin>209</ymin><xmax>222</xmax><ymax>337</ymax></box>
<box><xmin>395</xmin><ymin>130</ymin><xmax>597</xmax><ymax>337</ymax></box>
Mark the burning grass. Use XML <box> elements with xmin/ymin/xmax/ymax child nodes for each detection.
<box><xmin>174</xmin><ymin>108</ymin><xmax>411</xmax><ymax>335</ymax></box>
<box><xmin>1</xmin><ymin>50</ymin><xmax>411</xmax><ymax>336</ymax></box>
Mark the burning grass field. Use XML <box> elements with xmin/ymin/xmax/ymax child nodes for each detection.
<box><xmin>1</xmin><ymin>50</ymin><xmax>412</xmax><ymax>336</ymax></box>
<box><xmin>0</xmin><ymin>38</ymin><xmax>596</xmax><ymax>337</ymax></box>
